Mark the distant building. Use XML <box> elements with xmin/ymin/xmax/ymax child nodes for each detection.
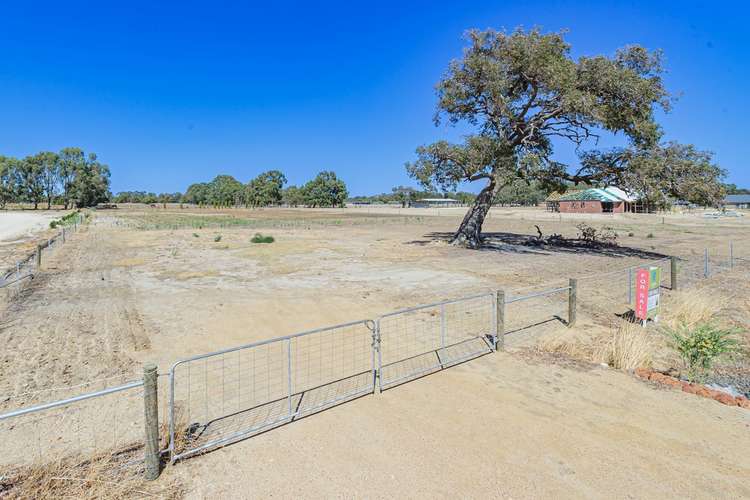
<box><xmin>412</xmin><ymin>198</ymin><xmax>460</xmax><ymax>208</ymax></box>
<box><xmin>546</xmin><ymin>187</ymin><xmax>654</xmax><ymax>214</ymax></box>
<box><xmin>723</xmin><ymin>194</ymin><xmax>750</xmax><ymax>209</ymax></box>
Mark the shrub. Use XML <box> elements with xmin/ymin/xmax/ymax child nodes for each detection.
<box><xmin>646</xmin><ymin>233</ymin><xmax>654</xmax><ymax>238</ymax></box>
<box><xmin>628</xmin><ymin>232</ymin><xmax>634</xmax><ymax>237</ymax></box>
<box><xmin>251</xmin><ymin>233</ymin><xmax>274</xmax><ymax>244</ymax></box>
<box><xmin>213</xmin><ymin>235</ymin><xmax>222</xmax><ymax>242</ymax></box>
<box><xmin>575</xmin><ymin>223</ymin><xmax>617</xmax><ymax>244</ymax></box>
<box><xmin>192</xmin><ymin>233</ymin><xmax>199</xmax><ymax>238</ymax></box>
<box><xmin>663</xmin><ymin>322</ymin><xmax>742</xmax><ymax>382</ymax></box>
<box><xmin>49</xmin><ymin>220</ymin><xmax>59</xmax><ymax>228</ymax></box>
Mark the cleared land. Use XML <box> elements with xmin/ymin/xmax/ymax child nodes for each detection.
<box><xmin>1</xmin><ymin>205</ymin><xmax>748</xmax><ymax>497</ymax></box>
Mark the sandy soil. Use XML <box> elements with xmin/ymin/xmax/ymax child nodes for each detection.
<box><xmin>0</xmin><ymin>211</ymin><xmax>60</xmax><ymax>242</ymax></box>
<box><xmin>166</xmin><ymin>349</ymin><xmax>750</xmax><ymax>499</ymax></box>
<box><xmin>1</xmin><ymin>206</ymin><xmax>749</xmax><ymax>497</ymax></box>
<box><xmin>0</xmin><ymin>210</ymin><xmax>67</xmax><ymax>273</ymax></box>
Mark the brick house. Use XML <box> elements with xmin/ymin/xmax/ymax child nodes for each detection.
<box><xmin>547</xmin><ymin>187</ymin><xmax>652</xmax><ymax>214</ymax></box>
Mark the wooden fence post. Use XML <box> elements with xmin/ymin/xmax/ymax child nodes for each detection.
<box><xmin>143</xmin><ymin>363</ymin><xmax>160</xmax><ymax>480</ymax></box>
<box><xmin>567</xmin><ymin>278</ymin><xmax>577</xmax><ymax>328</ymax></box>
<box><xmin>36</xmin><ymin>245</ymin><xmax>43</xmax><ymax>268</ymax></box>
<box><xmin>670</xmin><ymin>256</ymin><xmax>678</xmax><ymax>291</ymax></box>
<box><xmin>496</xmin><ymin>290</ymin><xmax>505</xmax><ymax>351</ymax></box>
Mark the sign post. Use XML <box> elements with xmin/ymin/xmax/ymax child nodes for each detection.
<box><xmin>635</xmin><ymin>266</ymin><xmax>661</xmax><ymax>326</ymax></box>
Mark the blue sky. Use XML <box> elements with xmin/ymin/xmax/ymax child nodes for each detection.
<box><xmin>1</xmin><ymin>1</ymin><xmax>747</xmax><ymax>195</ymax></box>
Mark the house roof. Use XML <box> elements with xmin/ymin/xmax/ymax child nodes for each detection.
<box><xmin>417</xmin><ymin>198</ymin><xmax>458</xmax><ymax>202</ymax></box>
<box><xmin>557</xmin><ymin>187</ymin><xmax>637</xmax><ymax>203</ymax></box>
<box><xmin>724</xmin><ymin>194</ymin><xmax>750</xmax><ymax>204</ymax></box>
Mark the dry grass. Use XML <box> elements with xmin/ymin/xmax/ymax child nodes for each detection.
<box><xmin>539</xmin><ymin>287</ymin><xmax>731</xmax><ymax>372</ymax></box>
<box><xmin>540</xmin><ymin>321</ymin><xmax>661</xmax><ymax>371</ymax></box>
<box><xmin>661</xmin><ymin>286</ymin><xmax>728</xmax><ymax>329</ymax></box>
<box><xmin>0</xmin><ymin>451</ymin><xmax>182</xmax><ymax>499</ymax></box>
<box><xmin>597</xmin><ymin>322</ymin><xmax>659</xmax><ymax>370</ymax></box>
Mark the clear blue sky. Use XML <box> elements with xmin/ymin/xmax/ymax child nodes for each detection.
<box><xmin>1</xmin><ymin>1</ymin><xmax>747</xmax><ymax>195</ymax></box>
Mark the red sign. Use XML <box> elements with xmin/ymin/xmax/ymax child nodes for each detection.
<box><xmin>635</xmin><ymin>268</ymin><xmax>650</xmax><ymax>320</ymax></box>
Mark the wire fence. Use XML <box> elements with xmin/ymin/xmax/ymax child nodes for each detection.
<box><xmin>0</xmin><ymin>238</ymin><xmax>747</xmax><ymax>483</ymax></box>
<box><xmin>0</xmin><ymin>380</ymin><xmax>145</xmax><ymax>482</ymax></box>
<box><xmin>0</xmin><ymin>212</ymin><xmax>88</xmax><ymax>299</ymax></box>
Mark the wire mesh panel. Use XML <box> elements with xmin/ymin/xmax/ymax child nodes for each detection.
<box><xmin>377</xmin><ymin>293</ymin><xmax>495</xmax><ymax>390</ymax></box>
<box><xmin>0</xmin><ymin>381</ymin><xmax>145</xmax><ymax>481</ymax></box>
<box><xmin>504</xmin><ymin>286</ymin><xmax>570</xmax><ymax>335</ymax></box>
<box><xmin>169</xmin><ymin>320</ymin><xmax>375</xmax><ymax>461</ymax></box>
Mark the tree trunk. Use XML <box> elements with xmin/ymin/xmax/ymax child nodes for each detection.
<box><xmin>450</xmin><ymin>180</ymin><xmax>497</xmax><ymax>249</ymax></box>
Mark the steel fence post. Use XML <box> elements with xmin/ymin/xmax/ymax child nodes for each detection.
<box><xmin>143</xmin><ymin>363</ymin><xmax>160</xmax><ymax>480</ymax></box>
<box><xmin>567</xmin><ymin>278</ymin><xmax>577</xmax><ymax>328</ymax></box>
<box><xmin>670</xmin><ymin>256</ymin><xmax>678</xmax><ymax>291</ymax></box>
<box><xmin>376</xmin><ymin>319</ymin><xmax>383</xmax><ymax>392</ymax></box>
<box><xmin>628</xmin><ymin>267</ymin><xmax>633</xmax><ymax>304</ymax></box>
<box><xmin>704</xmin><ymin>248</ymin><xmax>709</xmax><ymax>278</ymax></box>
<box><xmin>495</xmin><ymin>291</ymin><xmax>505</xmax><ymax>351</ymax></box>
<box><xmin>440</xmin><ymin>303</ymin><xmax>446</xmax><ymax>351</ymax></box>
<box><xmin>287</xmin><ymin>339</ymin><xmax>293</xmax><ymax>417</ymax></box>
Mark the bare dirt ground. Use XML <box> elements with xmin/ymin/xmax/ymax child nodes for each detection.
<box><xmin>0</xmin><ymin>211</ymin><xmax>63</xmax><ymax>271</ymax></box>
<box><xmin>1</xmin><ymin>205</ymin><xmax>749</xmax><ymax>497</ymax></box>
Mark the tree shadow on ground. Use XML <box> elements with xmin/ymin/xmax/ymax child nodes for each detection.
<box><xmin>406</xmin><ymin>231</ymin><xmax>670</xmax><ymax>260</ymax></box>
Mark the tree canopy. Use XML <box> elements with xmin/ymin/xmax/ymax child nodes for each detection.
<box><xmin>406</xmin><ymin>27</ymin><xmax>725</xmax><ymax>248</ymax></box>
<box><xmin>246</xmin><ymin>170</ymin><xmax>287</xmax><ymax>207</ymax></box>
<box><xmin>301</xmin><ymin>171</ymin><xmax>348</xmax><ymax>207</ymax></box>
<box><xmin>0</xmin><ymin>148</ymin><xmax>111</xmax><ymax>209</ymax></box>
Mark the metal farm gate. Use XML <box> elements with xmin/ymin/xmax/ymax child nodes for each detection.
<box><xmin>375</xmin><ymin>293</ymin><xmax>497</xmax><ymax>390</ymax></box>
<box><xmin>168</xmin><ymin>320</ymin><xmax>376</xmax><ymax>461</ymax></box>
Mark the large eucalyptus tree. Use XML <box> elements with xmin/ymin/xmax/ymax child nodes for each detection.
<box><xmin>407</xmin><ymin>28</ymin><xmax>724</xmax><ymax>248</ymax></box>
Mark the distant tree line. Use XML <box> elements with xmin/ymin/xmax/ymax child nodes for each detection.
<box><xmin>0</xmin><ymin>148</ymin><xmax>111</xmax><ymax>209</ymax></box>
<box><xmin>112</xmin><ymin>191</ymin><xmax>182</xmax><ymax>204</ymax></box>
<box><xmin>723</xmin><ymin>183</ymin><xmax>750</xmax><ymax>195</ymax></box>
<box><xmin>175</xmin><ymin>170</ymin><xmax>348</xmax><ymax>208</ymax></box>
<box><xmin>348</xmin><ymin>186</ymin><xmax>477</xmax><ymax>207</ymax></box>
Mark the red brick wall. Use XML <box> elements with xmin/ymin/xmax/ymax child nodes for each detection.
<box><xmin>558</xmin><ymin>201</ymin><xmax>625</xmax><ymax>213</ymax></box>
<box><xmin>559</xmin><ymin>201</ymin><xmax>602</xmax><ymax>213</ymax></box>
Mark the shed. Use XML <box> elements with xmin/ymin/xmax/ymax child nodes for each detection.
<box><xmin>723</xmin><ymin>195</ymin><xmax>750</xmax><ymax>209</ymax></box>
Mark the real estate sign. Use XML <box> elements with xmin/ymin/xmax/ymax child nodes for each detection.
<box><xmin>635</xmin><ymin>266</ymin><xmax>661</xmax><ymax>321</ymax></box>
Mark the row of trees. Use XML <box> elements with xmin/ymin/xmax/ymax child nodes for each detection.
<box><xmin>179</xmin><ymin>170</ymin><xmax>348</xmax><ymax>208</ymax></box>
<box><xmin>112</xmin><ymin>191</ymin><xmax>182</xmax><ymax>204</ymax></box>
<box><xmin>347</xmin><ymin>186</ymin><xmax>475</xmax><ymax>207</ymax></box>
<box><xmin>0</xmin><ymin>148</ymin><xmax>111</xmax><ymax>209</ymax></box>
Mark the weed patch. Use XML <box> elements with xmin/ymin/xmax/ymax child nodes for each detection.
<box><xmin>251</xmin><ymin>233</ymin><xmax>274</xmax><ymax>244</ymax></box>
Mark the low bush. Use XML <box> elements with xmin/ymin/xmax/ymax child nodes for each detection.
<box><xmin>663</xmin><ymin>322</ymin><xmax>742</xmax><ymax>382</ymax></box>
<box><xmin>251</xmin><ymin>233</ymin><xmax>274</xmax><ymax>244</ymax></box>
<box><xmin>213</xmin><ymin>235</ymin><xmax>222</xmax><ymax>242</ymax></box>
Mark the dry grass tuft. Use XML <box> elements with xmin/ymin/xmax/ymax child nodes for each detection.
<box><xmin>597</xmin><ymin>322</ymin><xmax>659</xmax><ymax>370</ymax></box>
<box><xmin>0</xmin><ymin>451</ymin><xmax>182</xmax><ymax>499</ymax></box>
